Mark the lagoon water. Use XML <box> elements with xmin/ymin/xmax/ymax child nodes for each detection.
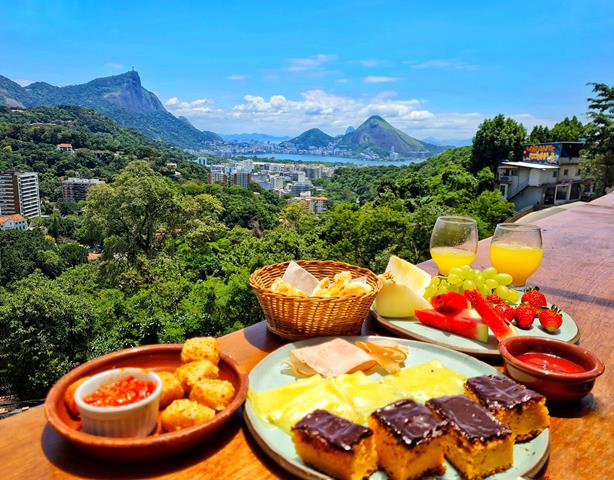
<box><xmin>247</xmin><ymin>153</ymin><xmax>422</xmax><ymax>166</ymax></box>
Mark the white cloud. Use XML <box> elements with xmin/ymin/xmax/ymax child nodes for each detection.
<box><xmin>359</xmin><ymin>59</ymin><xmax>380</xmax><ymax>68</ymax></box>
<box><xmin>105</xmin><ymin>62</ymin><xmax>124</xmax><ymax>69</ymax></box>
<box><xmin>283</xmin><ymin>54</ymin><xmax>338</xmax><ymax>72</ymax></box>
<box><xmin>227</xmin><ymin>74</ymin><xmax>248</xmax><ymax>81</ymax></box>
<box><xmin>335</xmin><ymin>78</ymin><xmax>350</xmax><ymax>84</ymax></box>
<box><xmin>364</xmin><ymin>76</ymin><xmax>400</xmax><ymax>84</ymax></box>
<box><xmin>15</xmin><ymin>79</ymin><xmax>34</xmax><ymax>86</ymax></box>
<box><xmin>165</xmin><ymin>90</ymin><xmax>548</xmax><ymax>139</ymax></box>
<box><xmin>408</xmin><ymin>59</ymin><xmax>483</xmax><ymax>71</ymax></box>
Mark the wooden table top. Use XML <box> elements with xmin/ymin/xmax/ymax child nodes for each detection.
<box><xmin>1</xmin><ymin>195</ymin><xmax>613</xmax><ymax>479</ymax></box>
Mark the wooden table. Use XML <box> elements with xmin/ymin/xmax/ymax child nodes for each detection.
<box><xmin>1</xmin><ymin>195</ymin><xmax>613</xmax><ymax>479</ymax></box>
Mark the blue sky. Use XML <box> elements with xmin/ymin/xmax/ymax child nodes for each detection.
<box><xmin>2</xmin><ymin>0</ymin><xmax>613</xmax><ymax>138</ymax></box>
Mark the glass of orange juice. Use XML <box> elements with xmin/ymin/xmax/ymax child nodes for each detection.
<box><xmin>490</xmin><ymin>224</ymin><xmax>543</xmax><ymax>287</ymax></box>
<box><xmin>430</xmin><ymin>216</ymin><xmax>478</xmax><ymax>275</ymax></box>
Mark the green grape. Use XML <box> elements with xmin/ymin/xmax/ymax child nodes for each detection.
<box><xmin>463</xmin><ymin>269</ymin><xmax>476</xmax><ymax>281</ymax></box>
<box><xmin>506</xmin><ymin>288</ymin><xmax>520</xmax><ymax>304</ymax></box>
<box><xmin>448</xmin><ymin>267</ymin><xmax>462</xmax><ymax>277</ymax></box>
<box><xmin>484</xmin><ymin>279</ymin><xmax>499</xmax><ymax>292</ymax></box>
<box><xmin>475</xmin><ymin>273</ymin><xmax>485</xmax><ymax>285</ymax></box>
<box><xmin>460</xmin><ymin>264</ymin><xmax>472</xmax><ymax>274</ymax></box>
<box><xmin>438</xmin><ymin>285</ymin><xmax>449</xmax><ymax>294</ymax></box>
<box><xmin>424</xmin><ymin>286</ymin><xmax>436</xmax><ymax>299</ymax></box>
<box><xmin>447</xmin><ymin>274</ymin><xmax>462</xmax><ymax>285</ymax></box>
<box><xmin>462</xmin><ymin>279</ymin><xmax>476</xmax><ymax>291</ymax></box>
<box><xmin>495</xmin><ymin>285</ymin><xmax>510</xmax><ymax>299</ymax></box>
<box><xmin>431</xmin><ymin>277</ymin><xmax>441</xmax><ymax>287</ymax></box>
<box><xmin>494</xmin><ymin>273</ymin><xmax>513</xmax><ymax>286</ymax></box>
<box><xmin>479</xmin><ymin>285</ymin><xmax>491</xmax><ymax>297</ymax></box>
<box><xmin>482</xmin><ymin>267</ymin><xmax>497</xmax><ymax>278</ymax></box>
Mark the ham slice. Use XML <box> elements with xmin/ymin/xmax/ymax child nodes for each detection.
<box><xmin>288</xmin><ymin>338</ymin><xmax>377</xmax><ymax>377</ymax></box>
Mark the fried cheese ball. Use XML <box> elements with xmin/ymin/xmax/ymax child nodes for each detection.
<box><xmin>174</xmin><ymin>360</ymin><xmax>219</xmax><ymax>393</ymax></box>
<box><xmin>189</xmin><ymin>378</ymin><xmax>235</xmax><ymax>411</ymax></box>
<box><xmin>161</xmin><ymin>399</ymin><xmax>215</xmax><ymax>432</ymax></box>
<box><xmin>64</xmin><ymin>376</ymin><xmax>90</xmax><ymax>416</ymax></box>
<box><xmin>181</xmin><ymin>337</ymin><xmax>221</xmax><ymax>365</ymax></box>
<box><xmin>157</xmin><ymin>371</ymin><xmax>185</xmax><ymax>409</ymax></box>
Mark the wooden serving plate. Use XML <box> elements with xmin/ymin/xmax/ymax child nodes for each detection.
<box><xmin>44</xmin><ymin>344</ymin><xmax>248</xmax><ymax>461</ymax></box>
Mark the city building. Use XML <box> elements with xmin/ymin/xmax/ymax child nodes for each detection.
<box><xmin>0</xmin><ymin>214</ymin><xmax>28</xmax><ymax>230</ymax></box>
<box><xmin>232</xmin><ymin>171</ymin><xmax>252</xmax><ymax>188</ymax></box>
<box><xmin>270</xmin><ymin>174</ymin><xmax>284</xmax><ymax>191</ymax></box>
<box><xmin>56</xmin><ymin>143</ymin><xmax>73</xmax><ymax>153</ymax></box>
<box><xmin>303</xmin><ymin>165</ymin><xmax>323</xmax><ymax>180</ymax></box>
<box><xmin>0</xmin><ymin>171</ymin><xmax>41</xmax><ymax>218</ymax></box>
<box><xmin>290</xmin><ymin>181</ymin><xmax>312</xmax><ymax>196</ymax></box>
<box><xmin>308</xmin><ymin>196</ymin><xmax>328</xmax><ymax>214</ymax></box>
<box><xmin>195</xmin><ymin>157</ymin><xmax>208</xmax><ymax>166</ymax></box>
<box><xmin>208</xmin><ymin>171</ymin><xmax>228</xmax><ymax>184</ymax></box>
<box><xmin>62</xmin><ymin>178</ymin><xmax>104</xmax><ymax>202</ymax></box>
<box><xmin>497</xmin><ymin>142</ymin><xmax>592</xmax><ymax>210</ymax></box>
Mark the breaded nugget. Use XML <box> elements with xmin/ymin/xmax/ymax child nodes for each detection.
<box><xmin>158</xmin><ymin>371</ymin><xmax>185</xmax><ymax>409</ymax></box>
<box><xmin>175</xmin><ymin>360</ymin><xmax>219</xmax><ymax>392</ymax></box>
<box><xmin>181</xmin><ymin>337</ymin><xmax>221</xmax><ymax>365</ymax></box>
<box><xmin>341</xmin><ymin>281</ymin><xmax>372</xmax><ymax>296</ymax></box>
<box><xmin>161</xmin><ymin>399</ymin><xmax>215</xmax><ymax>432</ymax></box>
<box><xmin>189</xmin><ymin>378</ymin><xmax>235</xmax><ymax>411</ymax></box>
<box><xmin>64</xmin><ymin>376</ymin><xmax>90</xmax><ymax>416</ymax></box>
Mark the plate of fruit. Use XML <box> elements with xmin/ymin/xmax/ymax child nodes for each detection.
<box><xmin>371</xmin><ymin>256</ymin><xmax>580</xmax><ymax>358</ymax></box>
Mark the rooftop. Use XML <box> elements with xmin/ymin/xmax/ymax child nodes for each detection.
<box><xmin>0</xmin><ymin>214</ymin><xmax>26</xmax><ymax>225</ymax></box>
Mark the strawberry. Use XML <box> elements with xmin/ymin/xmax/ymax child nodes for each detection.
<box><xmin>514</xmin><ymin>304</ymin><xmax>537</xmax><ymax>329</ymax></box>
<box><xmin>521</xmin><ymin>287</ymin><xmax>547</xmax><ymax>308</ymax></box>
<box><xmin>494</xmin><ymin>303</ymin><xmax>515</xmax><ymax>322</ymax></box>
<box><xmin>539</xmin><ymin>306</ymin><xmax>563</xmax><ymax>333</ymax></box>
<box><xmin>487</xmin><ymin>294</ymin><xmax>504</xmax><ymax>305</ymax></box>
<box><xmin>430</xmin><ymin>291</ymin><xmax>467</xmax><ymax>316</ymax></box>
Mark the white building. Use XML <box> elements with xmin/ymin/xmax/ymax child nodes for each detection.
<box><xmin>0</xmin><ymin>214</ymin><xmax>28</xmax><ymax>230</ymax></box>
<box><xmin>62</xmin><ymin>178</ymin><xmax>104</xmax><ymax>202</ymax></box>
<box><xmin>270</xmin><ymin>175</ymin><xmax>284</xmax><ymax>191</ymax></box>
<box><xmin>498</xmin><ymin>142</ymin><xmax>592</xmax><ymax>210</ymax></box>
<box><xmin>0</xmin><ymin>171</ymin><xmax>42</xmax><ymax>218</ymax></box>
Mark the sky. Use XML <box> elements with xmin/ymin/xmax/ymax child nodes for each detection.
<box><xmin>1</xmin><ymin>0</ymin><xmax>613</xmax><ymax>139</ymax></box>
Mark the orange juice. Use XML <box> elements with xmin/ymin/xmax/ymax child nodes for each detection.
<box><xmin>490</xmin><ymin>242</ymin><xmax>543</xmax><ymax>285</ymax></box>
<box><xmin>430</xmin><ymin>247</ymin><xmax>476</xmax><ymax>275</ymax></box>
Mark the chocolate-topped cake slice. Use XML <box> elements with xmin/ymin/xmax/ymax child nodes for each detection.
<box><xmin>369</xmin><ymin>399</ymin><xmax>447</xmax><ymax>480</ymax></box>
<box><xmin>465</xmin><ymin>374</ymin><xmax>550</xmax><ymax>442</ymax></box>
<box><xmin>291</xmin><ymin>409</ymin><xmax>377</xmax><ymax>480</ymax></box>
<box><xmin>426</xmin><ymin>395</ymin><xmax>513</xmax><ymax>480</ymax></box>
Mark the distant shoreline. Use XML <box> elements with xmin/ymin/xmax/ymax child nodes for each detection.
<box><xmin>238</xmin><ymin>153</ymin><xmax>425</xmax><ymax>167</ymax></box>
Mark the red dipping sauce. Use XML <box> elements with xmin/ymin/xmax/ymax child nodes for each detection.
<box><xmin>516</xmin><ymin>352</ymin><xmax>585</xmax><ymax>374</ymax></box>
<box><xmin>83</xmin><ymin>375</ymin><xmax>156</xmax><ymax>407</ymax></box>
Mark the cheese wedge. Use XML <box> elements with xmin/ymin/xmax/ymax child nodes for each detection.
<box><xmin>288</xmin><ymin>338</ymin><xmax>376</xmax><ymax>377</ymax></box>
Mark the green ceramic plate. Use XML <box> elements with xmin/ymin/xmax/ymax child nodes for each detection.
<box><xmin>372</xmin><ymin>305</ymin><xmax>579</xmax><ymax>358</ymax></box>
<box><xmin>244</xmin><ymin>336</ymin><xmax>550</xmax><ymax>480</ymax></box>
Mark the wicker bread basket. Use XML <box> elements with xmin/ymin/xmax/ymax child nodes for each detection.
<box><xmin>249</xmin><ymin>260</ymin><xmax>381</xmax><ymax>340</ymax></box>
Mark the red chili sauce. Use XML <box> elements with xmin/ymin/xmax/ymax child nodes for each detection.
<box><xmin>516</xmin><ymin>352</ymin><xmax>585</xmax><ymax>374</ymax></box>
<box><xmin>84</xmin><ymin>376</ymin><xmax>156</xmax><ymax>407</ymax></box>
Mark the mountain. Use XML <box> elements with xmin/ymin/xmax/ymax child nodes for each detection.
<box><xmin>221</xmin><ymin>133</ymin><xmax>291</xmax><ymax>143</ymax></box>
<box><xmin>345</xmin><ymin>126</ymin><xmax>355</xmax><ymax>134</ymax></box>
<box><xmin>0</xmin><ymin>71</ymin><xmax>222</xmax><ymax>148</ymax></box>
<box><xmin>281</xmin><ymin>128</ymin><xmax>334</xmax><ymax>149</ymax></box>
<box><xmin>338</xmin><ymin>115</ymin><xmax>444</xmax><ymax>157</ymax></box>
<box><xmin>421</xmin><ymin>136</ymin><xmax>473</xmax><ymax>147</ymax></box>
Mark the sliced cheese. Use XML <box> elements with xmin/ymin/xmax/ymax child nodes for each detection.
<box><xmin>288</xmin><ymin>338</ymin><xmax>376</xmax><ymax>377</ymax></box>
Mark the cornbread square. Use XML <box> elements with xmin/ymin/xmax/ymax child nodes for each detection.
<box><xmin>181</xmin><ymin>337</ymin><xmax>220</xmax><ymax>365</ymax></box>
<box><xmin>161</xmin><ymin>399</ymin><xmax>215</xmax><ymax>432</ymax></box>
<box><xmin>369</xmin><ymin>399</ymin><xmax>447</xmax><ymax>480</ymax></box>
<box><xmin>465</xmin><ymin>375</ymin><xmax>550</xmax><ymax>442</ymax></box>
<box><xmin>291</xmin><ymin>410</ymin><xmax>377</xmax><ymax>480</ymax></box>
<box><xmin>190</xmin><ymin>378</ymin><xmax>235</xmax><ymax>411</ymax></box>
<box><xmin>174</xmin><ymin>360</ymin><xmax>219</xmax><ymax>392</ymax></box>
<box><xmin>426</xmin><ymin>396</ymin><xmax>513</xmax><ymax>480</ymax></box>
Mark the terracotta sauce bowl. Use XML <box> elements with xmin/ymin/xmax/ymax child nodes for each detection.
<box><xmin>499</xmin><ymin>336</ymin><xmax>604</xmax><ymax>402</ymax></box>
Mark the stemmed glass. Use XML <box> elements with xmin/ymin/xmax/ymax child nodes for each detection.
<box><xmin>429</xmin><ymin>216</ymin><xmax>478</xmax><ymax>275</ymax></box>
<box><xmin>489</xmin><ymin>224</ymin><xmax>543</xmax><ymax>288</ymax></box>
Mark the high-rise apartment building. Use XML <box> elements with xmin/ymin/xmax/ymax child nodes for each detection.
<box><xmin>62</xmin><ymin>178</ymin><xmax>104</xmax><ymax>202</ymax></box>
<box><xmin>0</xmin><ymin>171</ymin><xmax>42</xmax><ymax>218</ymax></box>
<box><xmin>232</xmin><ymin>171</ymin><xmax>252</xmax><ymax>188</ymax></box>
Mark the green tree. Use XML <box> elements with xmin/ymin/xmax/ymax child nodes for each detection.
<box><xmin>527</xmin><ymin>125</ymin><xmax>553</xmax><ymax>144</ymax></box>
<box><xmin>550</xmin><ymin>116</ymin><xmax>585</xmax><ymax>141</ymax></box>
<box><xmin>584</xmin><ymin>83</ymin><xmax>614</xmax><ymax>192</ymax></box>
<box><xmin>0</xmin><ymin>272</ymin><xmax>95</xmax><ymax>399</ymax></box>
<box><xmin>471</xmin><ymin>115</ymin><xmax>527</xmax><ymax>173</ymax></box>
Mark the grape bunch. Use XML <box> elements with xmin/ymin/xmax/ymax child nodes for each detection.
<box><xmin>424</xmin><ymin>266</ymin><xmax>519</xmax><ymax>304</ymax></box>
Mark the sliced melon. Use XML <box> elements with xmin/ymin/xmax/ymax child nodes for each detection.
<box><xmin>384</xmin><ymin>255</ymin><xmax>431</xmax><ymax>294</ymax></box>
<box><xmin>375</xmin><ymin>272</ymin><xmax>433</xmax><ymax>318</ymax></box>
